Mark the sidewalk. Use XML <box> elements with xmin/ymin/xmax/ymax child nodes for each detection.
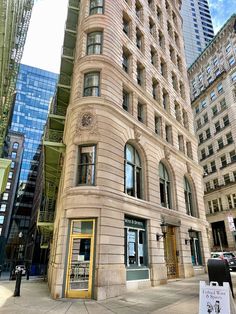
<box><xmin>0</xmin><ymin>273</ymin><xmax>236</xmax><ymax>313</ymax></box>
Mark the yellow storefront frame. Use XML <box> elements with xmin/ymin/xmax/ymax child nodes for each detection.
<box><xmin>65</xmin><ymin>219</ymin><xmax>95</xmax><ymax>298</ymax></box>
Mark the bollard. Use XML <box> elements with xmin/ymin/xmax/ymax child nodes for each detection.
<box><xmin>13</xmin><ymin>269</ymin><xmax>22</xmax><ymax>297</ymax></box>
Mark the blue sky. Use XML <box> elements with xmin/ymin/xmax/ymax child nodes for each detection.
<box><xmin>209</xmin><ymin>0</ymin><xmax>236</xmax><ymax>32</ymax></box>
<box><xmin>21</xmin><ymin>0</ymin><xmax>236</xmax><ymax>74</ymax></box>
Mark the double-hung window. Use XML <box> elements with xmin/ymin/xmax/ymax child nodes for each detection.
<box><xmin>77</xmin><ymin>145</ymin><xmax>96</xmax><ymax>185</ymax></box>
<box><xmin>83</xmin><ymin>72</ymin><xmax>100</xmax><ymax>96</ymax></box>
<box><xmin>89</xmin><ymin>0</ymin><xmax>104</xmax><ymax>15</ymax></box>
<box><xmin>87</xmin><ymin>32</ymin><xmax>103</xmax><ymax>55</ymax></box>
<box><xmin>159</xmin><ymin>162</ymin><xmax>171</xmax><ymax>208</ymax></box>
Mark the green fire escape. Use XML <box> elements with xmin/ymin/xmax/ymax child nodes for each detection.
<box><xmin>37</xmin><ymin>0</ymin><xmax>79</xmax><ymax>248</ymax></box>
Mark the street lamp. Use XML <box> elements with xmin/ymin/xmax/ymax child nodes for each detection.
<box><xmin>156</xmin><ymin>222</ymin><xmax>168</xmax><ymax>241</ymax></box>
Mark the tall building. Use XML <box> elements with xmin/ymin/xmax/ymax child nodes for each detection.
<box><xmin>5</xmin><ymin>64</ymin><xmax>58</xmax><ymax>267</ymax></box>
<box><xmin>0</xmin><ymin>0</ymin><xmax>33</xmax><ymax>193</ymax></box>
<box><xmin>180</xmin><ymin>0</ymin><xmax>214</xmax><ymax>67</ymax></box>
<box><xmin>0</xmin><ymin>131</ymin><xmax>24</xmax><ymax>265</ymax></box>
<box><xmin>188</xmin><ymin>15</ymin><xmax>236</xmax><ymax>251</ymax></box>
<box><xmin>46</xmin><ymin>0</ymin><xmax>210</xmax><ymax>300</ymax></box>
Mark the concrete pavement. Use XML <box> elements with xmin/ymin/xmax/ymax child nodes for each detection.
<box><xmin>1</xmin><ymin>273</ymin><xmax>236</xmax><ymax>313</ymax></box>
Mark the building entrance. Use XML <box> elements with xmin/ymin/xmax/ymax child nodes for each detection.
<box><xmin>164</xmin><ymin>226</ymin><xmax>178</xmax><ymax>279</ymax></box>
<box><xmin>65</xmin><ymin>219</ymin><xmax>95</xmax><ymax>298</ymax></box>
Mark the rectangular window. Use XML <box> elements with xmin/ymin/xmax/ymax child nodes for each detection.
<box><xmin>220</xmin><ymin>99</ymin><xmax>226</xmax><ymax>110</ymax></box>
<box><xmin>165</xmin><ymin>125</ymin><xmax>172</xmax><ymax>144</ymax></box>
<box><xmin>87</xmin><ymin>32</ymin><xmax>103</xmax><ymax>55</ymax></box>
<box><xmin>2</xmin><ymin>193</ymin><xmax>8</xmax><ymax>201</ymax></box>
<box><xmin>122</xmin><ymin>49</ymin><xmax>130</xmax><ymax>73</ymax></box>
<box><xmin>213</xmin><ymin>179</ymin><xmax>219</xmax><ymax>189</ymax></box>
<box><xmin>90</xmin><ymin>0</ymin><xmax>104</xmax><ymax>15</ymax></box>
<box><xmin>210</xmin><ymin>91</ymin><xmax>216</xmax><ymax>101</ymax></box>
<box><xmin>223</xmin><ymin>115</ymin><xmax>229</xmax><ymax>127</ymax></box>
<box><xmin>199</xmin><ymin>133</ymin><xmax>204</xmax><ymax>143</ymax></box>
<box><xmin>226</xmin><ymin>132</ymin><xmax>233</xmax><ymax>145</ymax></box>
<box><xmin>201</xmin><ymin>148</ymin><xmax>206</xmax><ymax>159</ymax></box>
<box><xmin>212</xmin><ymin>105</ymin><xmax>218</xmax><ymax>116</ymax></box>
<box><xmin>137</xmin><ymin>102</ymin><xmax>144</xmax><ymax>123</ymax></box>
<box><xmin>221</xmin><ymin>155</ymin><xmax>227</xmax><ymax>168</ymax></box>
<box><xmin>123</xmin><ymin>90</ymin><xmax>129</xmax><ymax>111</ymax></box>
<box><xmin>83</xmin><ymin>72</ymin><xmax>100</xmax><ymax>96</ymax></box>
<box><xmin>203</xmin><ymin>113</ymin><xmax>208</xmax><ymax>123</ymax></box>
<box><xmin>211</xmin><ymin>161</ymin><xmax>216</xmax><ymax>172</ymax></box>
<box><xmin>229</xmin><ymin>56</ymin><xmax>235</xmax><ymax>66</ymax></box>
<box><xmin>0</xmin><ymin>216</ymin><xmax>4</xmax><ymax>224</ymax></box>
<box><xmin>77</xmin><ymin>145</ymin><xmax>96</xmax><ymax>185</ymax></box>
<box><xmin>224</xmin><ymin>174</ymin><xmax>230</xmax><ymax>184</ymax></box>
<box><xmin>208</xmin><ymin>145</ymin><xmax>213</xmax><ymax>156</ymax></box>
<box><xmin>0</xmin><ymin>204</ymin><xmax>6</xmax><ymax>212</ymax></box>
<box><xmin>137</xmin><ymin>63</ymin><xmax>144</xmax><ymax>86</ymax></box>
<box><xmin>215</xmin><ymin>121</ymin><xmax>220</xmax><ymax>133</ymax></box>
<box><xmin>123</xmin><ymin>15</ymin><xmax>130</xmax><ymax>36</ymax></box>
<box><xmin>155</xmin><ymin>115</ymin><xmax>162</xmax><ymax>136</ymax></box>
<box><xmin>230</xmin><ymin>150</ymin><xmax>236</xmax><ymax>163</ymax></box>
<box><xmin>206</xmin><ymin>128</ymin><xmax>211</xmax><ymax>139</ymax></box>
<box><xmin>203</xmin><ymin>165</ymin><xmax>208</xmax><ymax>174</ymax></box>
<box><xmin>217</xmin><ymin>83</ymin><xmax>223</xmax><ymax>94</ymax></box>
<box><xmin>218</xmin><ymin>138</ymin><xmax>223</xmax><ymax>149</ymax></box>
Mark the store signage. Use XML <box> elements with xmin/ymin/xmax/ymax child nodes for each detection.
<box><xmin>199</xmin><ymin>281</ymin><xmax>235</xmax><ymax>314</ymax></box>
<box><xmin>125</xmin><ymin>217</ymin><xmax>145</xmax><ymax>229</ymax></box>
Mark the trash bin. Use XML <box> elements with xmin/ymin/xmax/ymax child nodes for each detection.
<box><xmin>207</xmin><ymin>258</ymin><xmax>234</xmax><ymax>298</ymax></box>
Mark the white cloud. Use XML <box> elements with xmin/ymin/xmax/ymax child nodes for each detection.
<box><xmin>21</xmin><ymin>0</ymin><xmax>68</xmax><ymax>73</ymax></box>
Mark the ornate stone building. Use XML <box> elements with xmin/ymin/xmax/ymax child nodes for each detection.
<box><xmin>48</xmin><ymin>0</ymin><xmax>210</xmax><ymax>300</ymax></box>
<box><xmin>188</xmin><ymin>15</ymin><xmax>236</xmax><ymax>251</ymax></box>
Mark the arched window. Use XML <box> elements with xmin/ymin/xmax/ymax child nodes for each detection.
<box><xmin>159</xmin><ymin>162</ymin><xmax>171</xmax><ymax>208</ymax></box>
<box><xmin>184</xmin><ymin>176</ymin><xmax>193</xmax><ymax>216</ymax></box>
<box><xmin>125</xmin><ymin>144</ymin><xmax>142</xmax><ymax>199</ymax></box>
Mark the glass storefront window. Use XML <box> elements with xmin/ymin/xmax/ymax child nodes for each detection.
<box><xmin>125</xmin><ymin>216</ymin><xmax>147</xmax><ymax>268</ymax></box>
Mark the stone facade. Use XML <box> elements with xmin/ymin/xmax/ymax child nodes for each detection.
<box><xmin>48</xmin><ymin>0</ymin><xmax>210</xmax><ymax>300</ymax></box>
<box><xmin>188</xmin><ymin>15</ymin><xmax>236</xmax><ymax>251</ymax></box>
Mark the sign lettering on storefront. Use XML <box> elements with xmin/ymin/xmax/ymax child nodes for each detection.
<box><xmin>125</xmin><ymin>217</ymin><xmax>145</xmax><ymax>229</ymax></box>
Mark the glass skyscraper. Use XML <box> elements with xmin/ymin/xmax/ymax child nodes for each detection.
<box><xmin>181</xmin><ymin>0</ymin><xmax>214</xmax><ymax>67</ymax></box>
<box><xmin>7</xmin><ymin>64</ymin><xmax>58</xmax><ymax>250</ymax></box>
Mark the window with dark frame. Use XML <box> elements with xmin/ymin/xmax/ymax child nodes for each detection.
<box><xmin>159</xmin><ymin>162</ymin><xmax>171</xmax><ymax>208</ymax></box>
<box><xmin>83</xmin><ymin>72</ymin><xmax>100</xmax><ymax>96</ymax></box>
<box><xmin>184</xmin><ymin>176</ymin><xmax>194</xmax><ymax>216</ymax></box>
<box><xmin>77</xmin><ymin>145</ymin><xmax>96</xmax><ymax>185</ymax></box>
<box><xmin>89</xmin><ymin>0</ymin><xmax>104</xmax><ymax>15</ymax></box>
<box><xmin>87</xmin><ymin>32</ymin><xmax>103</xmax><ymax>55</ymax></box>
<box><xmin>123</xmin><ymin>90</ymin><xmax>129</xmax><ymax>111</ymax></box>
<box><xmin>125</xmin><ymin>144</ymin><xmax>142</xmax><ymax>199</ymax></box>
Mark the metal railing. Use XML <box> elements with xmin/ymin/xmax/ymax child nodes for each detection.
<box><xmin>44</xmin><ymin>129</ymin><xmax>63</xmax><ymax>143</ymax></box>
<box><xmin>38</xmin><ymin>211</ymin><xmax>54</xmax><ymax>223</ymax></box>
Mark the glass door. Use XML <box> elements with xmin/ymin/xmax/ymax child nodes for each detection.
<box><xmin>66</xmin><ymin>219</ymin><xmax>95</xmax><ymax>298</ymax></box>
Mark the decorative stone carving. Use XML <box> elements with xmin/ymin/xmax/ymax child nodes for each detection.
<box><xmin>134</xmin><ymin>125</ymin><xmax>142</xmax><ymax>142</ymax></box>
<box><xmin>186</xmin><ymin>161</ymin><xmax>191</xmax><ymax>174</ymax></box>
<box><xmin>164</xmin><ymin>146</ymin><xmax>170</xmax><ymax>160</ymax></box>
<box><xmin>76</xmin><ymin>109</ymin><xmax>98</xmax><ymax>135</ymax></box>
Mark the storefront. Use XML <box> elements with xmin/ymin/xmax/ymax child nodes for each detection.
<box><xmin>124</xmin><ymin>216</ymin><xmax>149</xmax><ymax>281</ymax></box>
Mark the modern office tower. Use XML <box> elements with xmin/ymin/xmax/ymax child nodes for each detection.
<box><xmin>189</xmin><ymin>15</ymin><xmax>236</xmax><ymax>252</ymax></box>
<box><xmin>0</xmin><ymin>131</ymin><xmax>24</xmax><ymax>266</ymax></box>
<box><xmin>5</xmin><ymin>64</ymin><xmax>58</xmax><ymax>267</ymax></box>
<box><xmin>47</xmin><ymin>0</ymin><xmax>210</xmax><ymax>300</ymax></box>
<box><xmin>180</xmin><ymin>0</ymin><xmax>214</xmax><ymax>67</ymax></box>
<box><xmin>0</xmin><ymin>0</ymin><xmax>34</xmax><ymax>193</ymax></box>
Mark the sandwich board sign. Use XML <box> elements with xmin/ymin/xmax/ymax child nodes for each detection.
<box><xmin>199</xmin><ymin>281</ymin><xmax>236</xmax><ymax>314</ymax></box>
